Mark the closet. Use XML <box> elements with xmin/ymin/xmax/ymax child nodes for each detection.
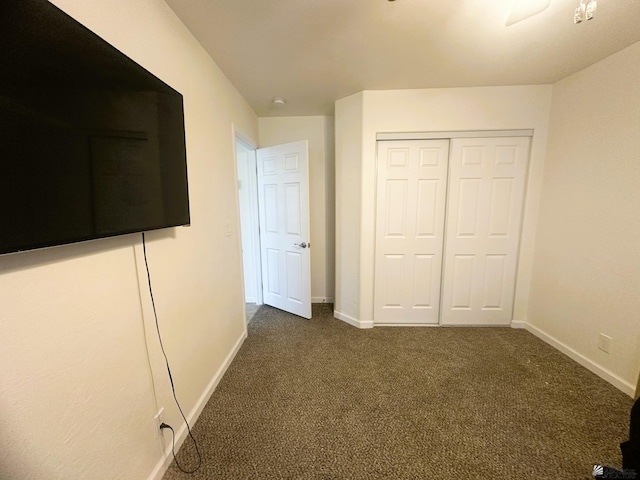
<box><xmin>374</xmin><ymin>134</ymin><xmax>531</xmax><ymax>326</ymax></box>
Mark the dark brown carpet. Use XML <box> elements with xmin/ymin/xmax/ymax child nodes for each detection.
<box><xmin>163</xmin><ymin>304</ymin><xmax>633</xmax><ymax>479</ymax></box>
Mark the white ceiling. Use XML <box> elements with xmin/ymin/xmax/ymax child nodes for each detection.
<box><xmin>164</xmin><ymin>0</ymin><xmax>640</xmax><ymax>117</ymax></box>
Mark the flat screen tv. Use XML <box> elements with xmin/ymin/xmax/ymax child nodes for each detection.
<box><xmin>0</xmin><ymin>0</ymin><xmax>190</xmax><ymax>255</ymax></box>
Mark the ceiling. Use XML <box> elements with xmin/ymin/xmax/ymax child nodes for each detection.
<box><xmin>164</xmin><ymin>0</ymin><xmax>640</xmax><ymax>117</ymax></box>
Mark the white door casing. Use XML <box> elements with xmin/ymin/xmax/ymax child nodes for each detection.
<box><xmin>374</xmin><ymin>139</ymin><xmax>450</xmax><ymax>324</ymax></box>
<box><xmin>257</xmin><ymin>140</ymin><xmax>312</xmax><ymax>319</ymax></box>
<box><xmin>440</xmin><ymin>137</ymin><xmax>531</xmax><ymax>325</ymax></box>
<box><xmin>236</xmin><ymin>138</ymin><xmax>261</xmax><ymax>305</ymax></box>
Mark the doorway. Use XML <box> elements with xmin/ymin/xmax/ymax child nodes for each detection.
<box><xmin>235</xmin><ymin>136</ymin><xmax>262</xmax><ymax>323</ymax></box>
<box><xmin>235</xmin><ymin>136</ymin><xmax>313</xmax><ymax>321</ymax></box>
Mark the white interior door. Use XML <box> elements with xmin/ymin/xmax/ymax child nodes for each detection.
<box><xmin>374</xmin><ymin>139</ymin><xmax>450</xmax><ymax>324</ymax></box>
<box><xmin>257</xmin><ymin>140</ymin><xmax>312</xmax><ymax>319</ymax></box>
<box><xmin>441</xmin><ymin>137</ymin><xmax>530</xmax><ymax>325</ymax></box>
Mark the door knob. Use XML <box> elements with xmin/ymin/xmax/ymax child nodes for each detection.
<box><xmin>294</xmin><ymin>242</ymin><xmax>308</xmax><ymax>249</ymax></box>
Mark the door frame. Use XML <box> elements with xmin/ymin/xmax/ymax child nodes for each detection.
<box><xmin>376</xmin><ymin>130</ymin><xmax>534</xmax><ymax>141</ymax></box>
<box><xmin>233</xmin><ymin>128</ymin><xmax>263</xmax><ymax>307</ymax></box>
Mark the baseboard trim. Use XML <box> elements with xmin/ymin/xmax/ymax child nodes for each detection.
<box><xmin>312</xmin><ymin>297</ymin><xmax>334</xmax><ymax>304</ymax></box>
<box><xmin>374</xmin><ymin>323</ymin><xmax>440</xmax><ymax>327</ymax></box>
<box><xmin>514</xmin><ymin>320</ymin><xmax>635</xmax><ymax>397</ymax></box>
<box><xmin>147</xmin><ymin>329</ymin><xmax>248</xmax><ymax>480</ymax></box>
<box><xmin>334</xmin><ymin>310</ymin><xmax>374</xmax><ymax>329</ymax></box>
<box><xmin>510</xmin><ymin>320</ymin><xmax>527</xmax><ymax>329</ymax></box>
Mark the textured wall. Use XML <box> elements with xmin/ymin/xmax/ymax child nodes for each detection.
<box><xmin>0</xmin><ymin>1</ymin><xmax>258</xmax><ymax>478</ymax></box>
<box><xmin>529</xmin><ymin>41</ymin><xmax>640</xmax><ymax>390</ymax></box>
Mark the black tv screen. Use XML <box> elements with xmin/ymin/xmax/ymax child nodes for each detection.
<box><xmin>0</xmin><ymin>0</ymin><xmax>190</xmax><ymax>255</ymax></box>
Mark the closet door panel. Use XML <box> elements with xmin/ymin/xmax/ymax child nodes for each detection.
<box><xmin>374</xmin><ymin>139</ymin><xmax>449</xmax><ymax>324</ymax></box>
<box><xmin>441</xmin><ymin>137</ymin><xmax>530</xmax><ymax>325</ymax></box>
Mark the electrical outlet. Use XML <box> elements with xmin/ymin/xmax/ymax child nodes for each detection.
<box><xmin>598</xmin><ymin>333</ymin><xmax>611</xmax><ymax>354</ymax></box>
<box><xmin>154</xmin><ymin>407</ymin><xmax>165</xmax><ymax>437</ymax></box>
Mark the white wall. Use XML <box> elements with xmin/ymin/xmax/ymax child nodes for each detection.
<box><xmin>335</xmin><ymin>86</ymin><xmax>553</xmax><ymax>326</ymax></box>
<box><xmin>258</xmin><ymin>116</ymin><xmax>335</xmax><ymax>303</ymax></box>
<box><xmin>528</xmin><ymin>41</ymin><xmax>640</xmax><ymax>395</ymax></box>
<box><xmin>334</xmin><ymin>93</ymin><xmax>364</xmax><ymax>323</ymax></box>
<box><xmin>0</xmin><ymin>1</ymin><xmax>258</xmax><ymax>479</ymax></box>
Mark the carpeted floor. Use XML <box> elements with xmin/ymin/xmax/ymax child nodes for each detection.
<box><xmin>245</xmin><ymin>303</ymin><xmax>260</xmax><ymax>324</ymax></box>
<box><xmin>163</xmin><ymin>304</ymin><xmax>633</xmax><ymax>479</ymax></box>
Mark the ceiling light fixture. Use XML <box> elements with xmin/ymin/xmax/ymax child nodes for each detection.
<box><xmin>586</xmin><ymin>0</ymin><xmax>597</xmax><ymax>20</ymax></box>
<box><xmin>272</xmin><ymin>97</ymin><xmax>286</xmax><ymax>106</ymax></box>
<box><xmin>575</xmin><ymin>0</ymin><xmax>597</xmax><ymax>23</ymax></box>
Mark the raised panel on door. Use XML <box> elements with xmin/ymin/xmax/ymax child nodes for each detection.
<box><xmin>451</xmin><ymin>254</ymin><xmax>475</xmax><ymax>309</ymax></box>
<box><xmin>266</xmin><ymin>248</ymin><xmax>281</xmax><ymax>296</ymax></box>
<box><xmin>374</xmin><ymin>139</ymin><xmax>449</xmax><ymax>324</ymax></box>
<box><xmin>285</xmin><ymin>251</ymin><xmax>303</xmax><ymax>303</ymax></box>
<box><xmin>381</xmin><ymin>254</ymin><xmax>404</xmax><ymax>309</ymax></box>
<box><xmin>482</xmin><ymin>254</ymin><xmax>507</xmax><ymax>309</ymax></box>
<box><xmin>384</xmin><ymin>180</ymin><xmax>408</xmax><ymax>237</ymax></box>
<box><xmin>412</xmin><ymin>254</ymin><xmax>435</xmax><ymax>309</ymax></box>
<box><xmin>416</xmin><ymin>180</ymin><xmax>438</xmax><ymax>237</ymax></box>
<box><xmin>441</xmin><ymin>137</ymin><xmax>530</xmax><ymax>325</ymax></box>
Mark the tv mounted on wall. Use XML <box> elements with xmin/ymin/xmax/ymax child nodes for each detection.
<box><xmin>0</xmin><ymin>0</ymin><xmax>191</xmax><ymax>255</ymax></box>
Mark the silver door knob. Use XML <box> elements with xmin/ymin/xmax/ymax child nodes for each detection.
<box><xmin>294</xmin><ymin>242</ymin><xmax>308</xmax><ymax>249</ymax></box>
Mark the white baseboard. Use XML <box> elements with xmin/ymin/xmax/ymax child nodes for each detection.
<box><xmin>311</xmin><ymin>297</ymin><xmax>334</xmax><ymax>304</ymax></box>
<box><xmin>147</xmin><ymin>329</ymin><xmax>248</xmax><ymax>480</ymax></box>
<box><xmin>245</xmin><ymin>296</ymin><xmax>256</xmax><ymax>303</ymax></box>
<box><xmin>375</xmin><ymin>323</ymin><xmax>440</xmax><ymax>327</ymax></box>
<box><xmin>512</xmin><ymin>320</ymin><xmax>635</xmax><ymax>397</ymax></box>
<box><xmin>334</xmin><ymin>310</ymin><xmax>374</xmax><ymax>329</ymax></box>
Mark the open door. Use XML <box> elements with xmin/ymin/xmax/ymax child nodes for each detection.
<box><xmin>256</xmin><ymin>140</ymin><xmax>312</xmax><ymax>319</ymax></box>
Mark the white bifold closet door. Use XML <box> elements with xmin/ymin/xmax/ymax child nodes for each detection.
<box><xmin>374</xmin><ymin>135</ymin><xmax>530</xmax><ymax>326</ymax></box>
<box><xmin>440</xmin><ymin>137</ymin><xmax>530</xmax><ymax>325</ymax></box>
<box><xmin>374</xmin><ymin>139</ymin><xmax>450</xmax><ymax>324</ymax></box>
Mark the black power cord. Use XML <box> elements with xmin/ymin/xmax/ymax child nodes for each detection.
<box><xmin>160</xmin><ymin>423</ymin><xmax>198</xmax><ymax>474</ymax></box>
<box><xmin>142</xmin><ymin>232</ymin><xmax>202</xmax><ymax>474</ymax></box>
